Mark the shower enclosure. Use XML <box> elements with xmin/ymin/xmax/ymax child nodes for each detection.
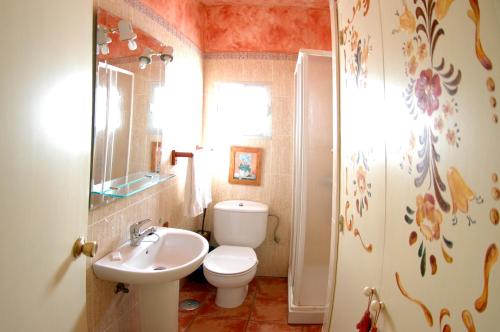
<box><xmin>289</xmin><ymin>50</ymin><xmax>333</xmax><ymax>324</ymax></box>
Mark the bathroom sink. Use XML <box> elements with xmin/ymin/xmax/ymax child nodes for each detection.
<box><xmin>93</xmin><ymin>227</ymin><xmax>209</xmax><ymax>284</ymax></box>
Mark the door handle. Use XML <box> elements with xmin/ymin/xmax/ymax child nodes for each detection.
<box><xmin>338</xmin><ymin>214</ymin><xmax>344</xmax><ymax>232</ymax></box>
<box><xmin>72</xmin><ymin>236</ymin><xmax>98</xmax><ymax>258</ymax></box>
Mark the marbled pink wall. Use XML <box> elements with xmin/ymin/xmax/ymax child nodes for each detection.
<box><xmin>138</xmin><ymin>0</ymin><xmax>331</xmax><ymax>53</ymax></box>
<box><xmin>200</xmin><ymin>0</ymin><xmax>328</xmax><ymax>8</ymax></box>
<box><xmin>140</xmin><ymin>0</ymin><xmax>206</xmax><ymax>47</ymax></box>
<box><xmin>203</xmin><ymin>5</ymin><xmax>331</xmax><ymax>53</ymax></box>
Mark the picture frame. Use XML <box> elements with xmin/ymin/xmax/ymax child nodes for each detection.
<box><xmin>228</xmin><ymin>146</ymin><xmax>262</xmax><ymax>186</ymax></box>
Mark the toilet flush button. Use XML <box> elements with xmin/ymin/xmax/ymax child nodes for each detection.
<box><xmin>238</xmin><ymin>202</ymin><xmax>244</xmax><ymax>207</ymax></box>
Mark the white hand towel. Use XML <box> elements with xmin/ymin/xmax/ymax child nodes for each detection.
<box><xmin>183</xmin><ymin>149</ymin><xmax>212</xmax><ymax>218</ymax></box>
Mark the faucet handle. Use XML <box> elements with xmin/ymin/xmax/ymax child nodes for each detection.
<box><xmin>130</xmin><ymin>218</ymin><xmax>152</xmax><ymax>233</ymax></box>
<box><xmin>136</xmin><ymin>218</ymin><xmax>152</xmax><ymax>227</ymax></box>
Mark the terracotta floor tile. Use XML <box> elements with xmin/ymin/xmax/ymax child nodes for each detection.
<box><xmin>250</xmin><ymin>297</ymin><xmax>288</xmax><ymax>322</ymax></box>
<box><xmin>178</xmin><ymin>310</ymin><xmax>197</xmax><ymax>332</ymax></box>
<box><xmin>187</xmin><ymin>317</ymin><xmax>248</xmax><ymax>332</ymax></box>
<box><xmin>181</xmin><ymin>278</ymin><xmax>216</xmax><ymax>293</ymax></box>
<box><xmin>256</xmin><ymin>277</ymin><xmax>288</xmax><ymax>300</ymax></box>
<box><xmin>197</xmin><ymin>292</ymin><xmax>253</xmax><ymax>320</ymax></box>
<box><xmin>179</xmin><ymin>291</ymin><xmax>212</xmax><ymax>309</ymax></box>
<box><xmin>302</xmin><ymin>324</ymin><xmax>323</xmax><ymax>332</ymax></box>
<box><xmin>246</xmin><ymin>321</ymin><xmax>302</xmax><ymax>332</ymax></box>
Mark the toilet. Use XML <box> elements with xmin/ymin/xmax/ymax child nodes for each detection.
<box><xmin>203</xmin><ymin>200</ymin><xmax>268</xmax><ymax>308</ymax></box>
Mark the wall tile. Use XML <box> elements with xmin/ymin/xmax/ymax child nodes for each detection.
<box><xmin>203</xmin><ymin>56</ymin><xmax>295</xmax><ymax>276</ymax></box>
<box><xmin>89</xmin><ymin>0</ymin><xmax>204</xmax><ymax>330</ymax></box>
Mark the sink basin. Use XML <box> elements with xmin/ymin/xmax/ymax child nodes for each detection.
<box><xmin>93</xmin><ymin>227</ymin><xmax>209</xmax><ymax>284</ymax></box>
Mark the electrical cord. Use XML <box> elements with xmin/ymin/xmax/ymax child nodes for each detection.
<box><xmin>268</xmin><ymin>214</ymin><xmax>280</xmax><ymax>244</ymax></box>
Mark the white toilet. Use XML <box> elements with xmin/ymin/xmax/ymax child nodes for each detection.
<box><xmin>203</xmin><ymin>200</ymin><xmax>268</xmax><ymax>308</ymax></box>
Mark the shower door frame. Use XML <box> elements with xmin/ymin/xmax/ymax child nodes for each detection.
<box><xmin>289</xmin><ymin>49</ymin><xmax>333</xmax><ymax>324</ymax></box>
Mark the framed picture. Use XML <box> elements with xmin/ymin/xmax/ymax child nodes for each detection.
<box><xmin>228</xmin><ymin>146</ymin><xmax>262</xmax><ymax>186</ymax></box>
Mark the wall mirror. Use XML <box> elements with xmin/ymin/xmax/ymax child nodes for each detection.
<box><xmin>90</xmin><ymin>7</ymin><xmax>174</xmax><ymax>209</ymax></box>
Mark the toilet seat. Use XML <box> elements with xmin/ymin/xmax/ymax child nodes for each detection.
<box><xmin>203</xmin><ymin>245</ymin><xmax>258</xmax><ymax>276</ymax></box>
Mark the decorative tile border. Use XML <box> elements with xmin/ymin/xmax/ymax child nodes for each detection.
<box><xmin>203</xmin><ymin>52</ymin><xmax>298</xmax><ymax>61</ymax></box>
<box><xmin>124</xmin><ymin>0</ymin><xmax>202</xmax><ymax>55</ymax></box>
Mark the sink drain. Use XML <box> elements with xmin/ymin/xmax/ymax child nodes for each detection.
<box><xmin>180</xmin><ymin>299</ymin><xmax>200</xmax><ymax>311</ymax></box>
<box><xmin>153</xmin><ymin>266</ymin><xmax>166</xmax><ymax>271</ymax></box>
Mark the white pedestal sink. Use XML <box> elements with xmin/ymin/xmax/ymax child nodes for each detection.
<box><xmin>93</xmin><ymin>227</ymin><xmax>209</xmax><ymax>332</ymax></box>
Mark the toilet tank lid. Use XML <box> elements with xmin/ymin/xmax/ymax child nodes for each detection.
<box><xmin>214</xmin><ymin>200</ymin><xmax>269</xmax><ymax>213</ymax></box>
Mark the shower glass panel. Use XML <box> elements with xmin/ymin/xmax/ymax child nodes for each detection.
<box><xmin>289</xmin><ymin>50</ymin><xmax>333</xmax><ymax>324</ymax></box>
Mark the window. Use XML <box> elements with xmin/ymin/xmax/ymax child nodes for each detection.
<box><xmin>215</xmin><ymin>82</ymin><xmax>272</xmax><ymax>138</ymax></box>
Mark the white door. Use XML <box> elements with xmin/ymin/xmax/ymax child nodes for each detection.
<box><xmin>330</xmin><ymin>0</ymin><xmax>387</xmax><ymax>330</ymax></box>
<box><xmin>0</xmin><ymin>1</ymin><xmax>92</xmax><ymax>331</ymax></box>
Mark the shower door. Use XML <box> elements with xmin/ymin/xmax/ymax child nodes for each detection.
<box><xmin>289</xmin><ymin>50</ymin><xmax>333</xmax><ymax>324</ymax></box>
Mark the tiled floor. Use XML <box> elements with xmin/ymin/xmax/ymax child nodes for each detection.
<box><xmin>178</xmin><ymin>275</ymin><xmax>322</xmax><ymax>332</ymax></box>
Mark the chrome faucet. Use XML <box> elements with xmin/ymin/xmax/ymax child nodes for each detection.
<box><xmin>129</xmin><ymin>219</ymin><xmax>156</xmax><ymax>246</ymax></box>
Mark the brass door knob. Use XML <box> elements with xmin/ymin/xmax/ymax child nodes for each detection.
<box><xmin>72</xmin><ymin>236</ymin><xmax>98</xmax><ymax>258</ymax></box>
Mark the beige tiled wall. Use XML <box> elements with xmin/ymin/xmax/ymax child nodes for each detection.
<box><xmin>87</xmin><ymin>0</ymin><xmax>204</xmax><ymax>331</ymax></box>
<box><xmin>202</xmin><ymin>54</ymin><xmax>296</xmax><ymax>277</ymax></box>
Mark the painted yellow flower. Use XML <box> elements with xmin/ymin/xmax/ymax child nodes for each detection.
<box><xmin>447</xmin><ymin>167</ymin><xmax>475</xmax><ymax>214</ymax></box>
<box><xmin>416</xmin><ymin>193</ymin><xmax>443</xmax><ymax>241</ymax></box>
<box><xmin>435</xmin><ymin>0</ymin><xmax>454</xmax><ymax>21</ymax></box>
<box><xmin>408</xmin><ymin>56</ymin><xmax>418</xmax><ymax>75</ymax></box>
<box><xmin>399</xmin><ymin>3</ymin><xmax>416</xmax><ymax>34</ymax></box>
<box><xmin>417</xmin><ymin>43</ymin><xmax>428</xmax><ymax>61</ymax></box>
<box><xmin>416</xmin><ymin>194</ymin><xmax>443</xmax><ymax>241</ymax></box>
<box><xmin>351</xmin><ymin>31</ymin><xmax>359</xmax><ymax>52</ymax></box>
<box><xmin>404</xmin><ymin>40</ymin><xmax>414</xmax><ymax>56</ymax></box>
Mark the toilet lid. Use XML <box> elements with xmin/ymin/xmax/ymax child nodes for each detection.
<box><xmin>204</xmin><ymin>245</ymin><xmax>258</xmax><ymax>275</ymax></box>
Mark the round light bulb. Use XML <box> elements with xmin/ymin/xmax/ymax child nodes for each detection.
<box><xmin>128</xmin><ymin>39</ymin><xmax>137</xmax><ymax>51</ymax></box>
<box><xmin>139</xmin><ymin>57</ymin><xmax>149</xmax><ymax>69</ymax></box>
<box><xmin>101</xmin><ymin>44</ymin><xmax>110</xmax><ymax>55</ymax></box>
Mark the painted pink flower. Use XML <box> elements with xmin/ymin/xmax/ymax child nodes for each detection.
<box><xmin>415</xmin><ymin>69</ymin><xmax>442</xmax><ymax>116</ymax></box>
<box><xmin>446</xmin><ymin>128</ymin><xmax>457</xmax><ymax>145</ymax></box>
<box><xmin>356</xmin><ymin>166</ymin><xmax>367</xmax><ymax>194</ymax></box>
<box><xmin>434</xmin><ymin>116</ymin><xmax>444</xmax><ymax>133</ymax></box>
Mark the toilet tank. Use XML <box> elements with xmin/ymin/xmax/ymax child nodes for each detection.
<box><xmin>213</xmin><ymin>200</ymin><xmax>269</xmax><ymax>248</ymax></box>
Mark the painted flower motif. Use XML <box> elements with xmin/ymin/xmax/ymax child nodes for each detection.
<box><xmin>351</xmin><ymin>31</ymin><xmax>359</xmax><ymax>52</ymax></box>
<box><xmin>409</xmin><ymin>132</ymin><xmax>416</xmax><ymax>150</ymax></box>
<box><xmin>417</xmin><ymin>43</ymin><xmax>428</xmax><ymax>61</ymax></box>
<box><xmin>446</xmin><ymin>128</ymin><xmax>456</xmax><ymax>145</ymax></box>
<box><xmin>399</xmin><ymin>3</ymin><xmax>416</xmax><ymax>34</ymax></box>
<box><xmin>416</xmin><ymin>193</ymin><xmax>443</xmax><ymax>241</ymax></box>
<box><xmin>442</xmin><ymin>101</ymin><xmax>455</xmax><ymax>118</ymax></box>
<box><xmin>415</xmin><ymin>69</ymin><xmax>442</xmax><ymax>116</ymax></box>
<box><xmin>408</xmin><ymin>56</ymin><xmax>418</xmax><ymax>75</ymax></box>
<box><xmin>404</xmin><ymin>40</ymin><xmax>414</xmax><ymax>56</ymax></box>
<box><xmin>434</xmin><ymin>116</ymin><xmax>444</xmax><ymax>133</ymax></box>
<box><xmin>435</xmin><ymin>0</ymin><xmax>454</xmax><ymax>21</ymax></box>
<box><xmin>356</xmin><ymin>166</ymin><xmax>367</xmax><ymax>194</ymax></box>
<box><xmin>447</xmin><ymin>167</ymin><xmax>475</xmax><ymax>215</ymax></box>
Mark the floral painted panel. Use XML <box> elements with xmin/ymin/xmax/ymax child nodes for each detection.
<box><xmin>380</xmin><ymin>0</ymin><xmax>500</xmax><ymax>330</ymax></box>
<box><xmin>332</xmin><ymin>0</ymin><xmax>387</xmax><ymax>330</ymax></box>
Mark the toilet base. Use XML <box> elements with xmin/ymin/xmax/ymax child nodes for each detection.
<box><xmin>215</xmin><ymin>285</ymin><xmax>248</xmax><ymax>308</ymax></box>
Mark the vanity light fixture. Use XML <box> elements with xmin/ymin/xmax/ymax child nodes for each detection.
<box><xmin>138</xmin><ymin>46</ymin><xmax>174</xmax><ymax>70</ymax></box>
<box><xmin>138</xmin><ymin>48</ymin><xmax>154</xmax><ymax>70</ymax></box>
<box><xmin>96</xmin><ymin>19</ymin><xmax>138</xmax><ymax>55</ymax></box>
<box><xmin>96</xmin><ymin>25</ymin><xmax>112</xmax><ymax>55</ymax></box>
<box><xmin>117</xmin><ymin>20</ymin><xmax>137</xmax><ymax>51</ymax></box>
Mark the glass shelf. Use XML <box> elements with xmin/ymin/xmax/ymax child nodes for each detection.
<box><xmin>91</xmin><ymin>172</ymin><xmax>175</xmax><ymax>198</ymax></box>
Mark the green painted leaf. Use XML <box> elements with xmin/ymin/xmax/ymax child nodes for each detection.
<box><xmin>418</xmin><ymin>242</ymin><xmax>424</xmax><ymax>257</ymax></box>
<box><xmin>420</xmin><ymin>249</ymin><xmax>426</xmax><ymax>277</ymax></box>
<box><xmin>443</xmin><ymin>236</ymin><xmax>453</xmax><ymax>249</ymax></box>
<box><xmin>406</xmin><ymin>206</ymin><xmax>415</xmax><ymax>215</ymax></box>
<box><xmin>405</xmin><ymin>215</ymin><xmax>414</xmax><ymax>224</ymax></box>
